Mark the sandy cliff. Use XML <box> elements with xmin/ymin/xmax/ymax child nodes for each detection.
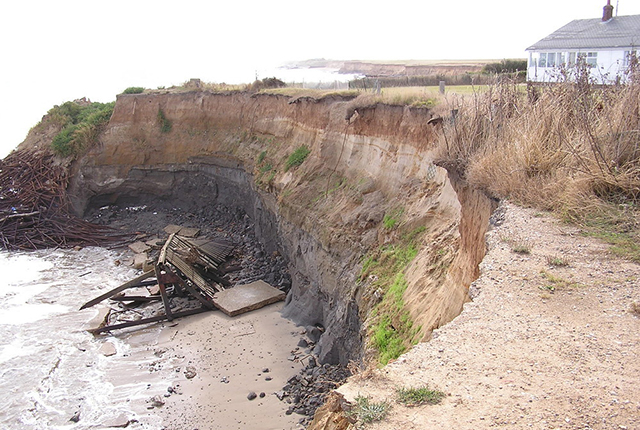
<box><xmin>65</xmin><ymin>90</ymin><xmax>495</xmax><ymax>364</ymax></box>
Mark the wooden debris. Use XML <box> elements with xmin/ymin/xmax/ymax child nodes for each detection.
<box><xmin>0</xmin><ymin>149</ymin><xmax>132</xmax><ymax>250</ymax></box>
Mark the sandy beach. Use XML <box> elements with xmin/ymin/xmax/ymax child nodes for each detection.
<box><xmin>153</xmin><ymin>303</ymin><xmax>307</xmax><ymax>430</ymax></box>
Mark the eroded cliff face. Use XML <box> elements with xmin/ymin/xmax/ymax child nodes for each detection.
<box><xmin>67</xmin><ymin>90</ymin><xmax>495</xmax><ymax>364</ymax></box>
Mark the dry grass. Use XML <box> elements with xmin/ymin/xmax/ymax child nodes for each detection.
<box><xmin>434</xmin><ymin>67</ymin><xmax>640</xmax><ymax>259</ymax></box>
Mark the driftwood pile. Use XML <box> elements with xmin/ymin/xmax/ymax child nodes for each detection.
<box><xmin>0</xmin><ymin>149</ymin><xmax>128</xmax><ymax>250</ymax></box>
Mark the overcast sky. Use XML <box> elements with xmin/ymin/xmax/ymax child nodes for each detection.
<box><xmin>2</xmin><ymin>0</ymin><xmax>639</xmax><ymax>156</ymax></box>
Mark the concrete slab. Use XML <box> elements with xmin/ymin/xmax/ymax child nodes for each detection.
<box><xmin>213</xmin><ymin>280</ymin><xmax>286</xmax><ymax>317</ymax></box>
<box><xmin>178</xmin><ymin>227</ymin><xmax>200</xmax><ymax>238</ymax></box>
<box><xmin>164</xmin><ymin>224</ymin><xmax>182</xmax><ymax>235</ymax></box>
<box><xmin>128</xmin><ymin>241</ymin><xmax>150</xmax><ymax>254</ymax></box>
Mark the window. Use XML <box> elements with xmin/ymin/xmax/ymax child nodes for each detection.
<box><xmin>577</xmin><ymin>52</ymin><xmax>598</xmax><ymax>68</ymax></box>
<box><xmin>547</xmin><ymin>53</ymin><xmax>556</xmax><ymax>67</ymax></box>
<box><xmin>568</xmin><ymin>52</ymin><xmax>577</xmax><ymax>67</ymax></box>
<box><xmin>537</xmin><ymin>52</ymin><xmax>564</xmax><ymax>68</ymax></box>
<box><xmin>539</xmin><ymin>53</ymin><xmax>547</xmax><ymax>68</ymax></box>
<box><xmin>557</xmin><ymin>53</ymin><xmax>566</xmax><ymax>66</ymax></box>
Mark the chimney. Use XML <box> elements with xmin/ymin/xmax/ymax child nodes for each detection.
<box><xmin>603</xmin><ymin>0</ymin><xmax>614</xmax><ymax>21</ymax></box>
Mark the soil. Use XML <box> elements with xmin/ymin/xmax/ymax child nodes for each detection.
<box><xmin>335</xmin><ymin>202</ymin><xmax>640</xmax><ymax>430</ymax></box>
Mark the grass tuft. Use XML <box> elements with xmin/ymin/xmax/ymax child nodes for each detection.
<box><xmin>348</xmin><ymin>395</ymin><xmax>391</xmax><ymax>427</ymax></box>
<box><xmin>546</xmin><ymin>255</ymin><xmax>570</xmax><ymax>267</ymax></box>
<box><xmin>396</xmin><ymin>386</ymin><xmax>446</xmax><ymax>406</ymax></box>
<box><xmin>284</xmin><ymin>145</ymin><xmax>311</xmax><ymax>171</ymax></box>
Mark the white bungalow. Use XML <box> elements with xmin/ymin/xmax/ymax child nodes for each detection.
<box><xmin>526</xmin><ymin>1</ymin><xmax>640</xmax><ymax>83</ymax></box>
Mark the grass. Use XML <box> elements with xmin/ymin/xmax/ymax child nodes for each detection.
<box><xmin>432</xmin><ymin>70</ymin><xmax>640</xmax><ymax>262</ymax></box>
<box><xmin>48</xmin><ymin>100</ymin><xmax>115</xmax><ymax>157</ymax></box>
<box><xmin>501</xmin><ymin>235</ymin><xmax>532</xmax><ymax>254</ymax></box>
<box><xmin>363</xmin><ymin>227</ymin><xmax>426</xmax><ymax>365</ymax></box>
<box><xmin>576</xmin><ymin>206</ymin><xmax>640</xmax><ymax>263</ymax></box>
<box><xmin>539</xmin><ymin>270</ymin><xmax>580</xmax><ymax>292</ymax></box>
<box><xmin>383</xmin><ymin>207</ymin><xmax>404</xmax><ymax>230</ymax></box>
<box><xmin>348</xmin><ymin>395</ymin><xmax>390</xmax><ymax>427</ymax></box>
<box><xmin>284</xmin><ymin>145</ymin><xmax>311</xmax><ymax>171</ymax></box>
<box><xmin>546</xmin><ymin>255</ymin><xmax>570</xmax><ymax>267</ymax></box>
<box><xmin>396</xmin><ymin>386</ymin><xmax>446</xmax><ymax>406</ymax></box>
<box><xmin>157</xmin><ymin>108</ymin><xmax>172</xmax><ymax>133</ymax></box>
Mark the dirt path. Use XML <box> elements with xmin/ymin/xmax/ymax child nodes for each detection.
<box><xmin>337</xmin><ymin>202</ymin><xmax>639</xmax><ymax>430</ymax></box>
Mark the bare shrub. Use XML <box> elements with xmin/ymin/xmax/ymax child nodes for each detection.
<box><xmin>434</xmin><ymin>70</ymin><xmax>640</xmax><ymax>218</ymax></box>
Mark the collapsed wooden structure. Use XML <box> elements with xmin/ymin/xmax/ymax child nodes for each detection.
<box><xmin>0</xmin><ymin>149</ymin><xmax>131</xmax><ymax>250</ymax></box>
<box><xmin>81</xmin><ymin>233</ymin><xmax>285</xmax><ymax>334</ymax></box>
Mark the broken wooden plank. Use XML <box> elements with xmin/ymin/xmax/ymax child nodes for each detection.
<box><xmin>155</xmin><ymin>263</ymin><xmax>173</xmax><ymax>321</ymax></box>
<box><xmin>158</xmin><ymin>232</ymin><xmax>175</xmax><ymax>265</ymax></box>
<box><xmin>88</xmin><ymin>307</ymin><xmax>210</xmax><ymax>334</ymax></box>
<box><xmin>109</xmin><ymin>296</ymin><xmax>161</xmax><ymax>302</ymax></box>
<box><xmin>212</xmin><ymin>280</ymin><xmax>286</xmax><ymax>317</ymax></box>
<box><xmin>80</xmin><ymin>270</ymin><xmax>155</xmax><ymax>310</ymax></box>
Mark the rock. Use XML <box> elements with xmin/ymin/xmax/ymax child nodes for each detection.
<box><xmin>128</xmin><ymin>241</ymin><xmax>150</xmax><ymax>254</ymax></box>
<box><xmin>259</xmin><ymin>392</ymin><xmax>266</xmax><ymax>398</ymax></box>
<box><xmin>184</xmin><ymin>366</ymin><xmax>197</xmax><ymax>379</ymax></box>
<box><xmin>150</xmin><ymin>395</ymin><xmax>165</xmax><ymax>407</ymax></box>
<box><xmin>99</xmin><ymin>342</ymin><xmax>117</xmax><ymax>357</ymax></box>
<box><xmin>102</xmin><ymin>413</ymin><xmax>131</xmax><ymax>428</ymax></box>
<box><xmin>262</xmin><ymin>367</ymin><xmax>270</xmax><ymax>373</ymax></box>
<box><xmin>69</xmin><ymin>410</ymin><xmax>81</xmax><ymax>422</ymax></box>
<box><xmin>297</xmin><ymin>338</ymin><xmax>309</xmax><ymax>348</ymax></box>
<box><xmin>275</xmin><ymin>390</ymin><xmax>286</xmax><ymax>400</ymax></box>
<box><xmin>133</xmin><ymin>253</ymin><xmax>148</xmax><ymax>270</ymax></box>
<box><xmin>247</xmin><ymin>391</ymin><xmax>257</xmax><ymax>400</ymax></box>
<box><xmin>265</xmin><ymin>376</ymin><xmax>272</xmax><ymax>381</ymax></box>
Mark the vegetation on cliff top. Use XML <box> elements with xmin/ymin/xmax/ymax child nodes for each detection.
<box><xmin>48</xmin><ymin>100</ymin><xmax>115</xmax><ymax>157</ymax></box>
<box><xmin>434</xmin><ymin>62</ymin><xmax>640</xmax><ymax>261</ymax></box>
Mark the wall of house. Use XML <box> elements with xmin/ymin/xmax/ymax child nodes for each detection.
<box><xmin>526</xmin><ymin>48</ymin><xmax>634</xmax><ymax>83</ymax></box>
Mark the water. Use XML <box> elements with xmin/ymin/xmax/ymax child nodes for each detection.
<box><xmin>0</xmin><ymin>248</ymin><xmax>169</xmax><ymax>429</ymax></box>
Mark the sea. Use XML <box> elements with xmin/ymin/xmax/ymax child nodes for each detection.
<box><xmin>0</xmin><ymin>247</ymin><xmax>168</xmax><ymax>429</ymax></box>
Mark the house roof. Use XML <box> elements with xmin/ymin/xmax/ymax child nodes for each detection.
<box><xmin>526</xmin><ymin>14</ymin><xmax>640</xmax><ymax>51</ymax></box>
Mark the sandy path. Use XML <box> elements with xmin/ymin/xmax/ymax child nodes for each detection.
<box><xmin>337</xmin><ymin>202</ymin><xmax>639</xmax><ymax>430</ymax></box>
<box><xmin>156</xmin><ymin>303</ymin><xmax>306</xmax><ymax>430</ymax></box>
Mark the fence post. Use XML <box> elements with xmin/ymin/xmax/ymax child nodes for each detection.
<box><xmin>439</xmin><ymin>80</ymin><xmax>446</xmax><ymax>94</ymax></box>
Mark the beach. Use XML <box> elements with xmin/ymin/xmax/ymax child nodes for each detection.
<box><xmin>0</xmin><ymin>246</ymin><xmax>308</xmax><ymax>429</ymax></box>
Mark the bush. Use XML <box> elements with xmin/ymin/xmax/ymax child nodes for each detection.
<box><xmin>482</xmin><ymin>59</ymin><xmax>528</xmax><ymax>74</ymax></box>
<box><xmin>49</xmin><ymin>101</ymin><xmax>115</xmax><ymax>157</ymax></box>
<box><xmin>250</xmin><ymin>77</ymin><xmax>286</xmax><ymax>91</ymax></box>
<box><xmin>122</xmin><ymin>87</ymin><xmax>145</xmax><ymax>94</ymax></box>
<box><xmin>433</xmin><ymin>71</ymin><xmax>640</xmax><ymax>261</ymax></box>
<box><xmin>284</xmin><ymin>146</ymin><xmax>311</xmax><ymax>171</ymax></box>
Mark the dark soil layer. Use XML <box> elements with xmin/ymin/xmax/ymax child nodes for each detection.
<box><xmin>86</xmin><ymin>202</ymin><xmax>291</xmax><ymax>290</ymax></box>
